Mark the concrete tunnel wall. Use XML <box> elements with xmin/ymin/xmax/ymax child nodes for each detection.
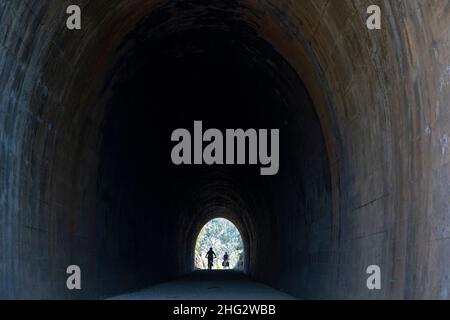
<box><xmin>1</xmin><ymin>0</ymin><xmax>450</xmax><ymax>299</ymax></box>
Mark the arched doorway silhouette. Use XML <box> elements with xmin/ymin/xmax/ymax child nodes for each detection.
<box><xmin>194</xmin><ymin>218</ymin><xmax>244</xmax><ymax>270</ymax></box>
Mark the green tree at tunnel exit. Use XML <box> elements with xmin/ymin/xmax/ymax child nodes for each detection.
<box><xmin>195</xmin><ymin>218</ymin><xmax>243</xmax><ymax>270</ymax></box>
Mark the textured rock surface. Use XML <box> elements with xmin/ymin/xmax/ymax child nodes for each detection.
<box><xmin>1</xmin><ymin>0</ymin><xmax>450</xmax><ymax>299</ymax></box>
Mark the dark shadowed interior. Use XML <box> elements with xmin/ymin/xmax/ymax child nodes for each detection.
<box><xmin>97</xmin><ymin>5</ymin><xmax>329</xmax><ymax>297</ymax></box>
<box><xmin>1</xmin><ymin>0</ymin><xmax>450</xmax><ymax>299</ymax></box>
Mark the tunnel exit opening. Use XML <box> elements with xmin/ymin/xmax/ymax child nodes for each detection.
<box><xmin>194</xmin><ymin>218</ymin><xmax>244</xmax><ymax>270</ymax></box>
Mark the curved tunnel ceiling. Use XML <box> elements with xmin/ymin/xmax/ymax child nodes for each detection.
<box><xmin>1</xmin><ymin>0</ymin><xmax>450</xmax><ymax>299</ymax></box>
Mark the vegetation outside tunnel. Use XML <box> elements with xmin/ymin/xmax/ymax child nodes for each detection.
<box><xmin>195</xmin><ymin>218</ymin><xmax>244</xmax><ymax>270</ymax></box>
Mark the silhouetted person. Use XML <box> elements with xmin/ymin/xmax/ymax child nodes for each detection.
<box><xmin>205</xmin><ymin>247</ymin><xmax>216</xmax><ymax>270</ymax></box>
<box><xmin>222</xmin><ymin>252</ymin><xmax>230</xmax><ymax>269</ymax></box>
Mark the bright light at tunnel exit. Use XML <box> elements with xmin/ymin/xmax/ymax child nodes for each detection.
<box><xmin>195</xmin><ymin>218</ymin><xmax>244</xmax><ymax>270</ymax></box>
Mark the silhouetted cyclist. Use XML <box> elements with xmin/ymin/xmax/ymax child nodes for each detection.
<box><xmin>222</xmin><ymin>252</ymin><xmax>230</xmax><ymax>269</ymax></box>
<box><xmin>205</xmin><ymin>247</ymin><xmax>216</xmax><ymax>270</ymax></box>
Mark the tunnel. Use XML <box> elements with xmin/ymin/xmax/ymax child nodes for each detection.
<box><xmin>1</xmin><ymin>0</ymin><xmax>450</xmax><ymax>300</ymax></box>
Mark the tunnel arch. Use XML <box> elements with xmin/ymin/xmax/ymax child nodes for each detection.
<box><xmin>1</xmin><ymin>0</ymin><xmax>450</xmax><ymax>300</ymax></box>
<box><xmin>94</xmin><ymin>1</ymin><xmax>330</xmax><ymax>298</ymax></box>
